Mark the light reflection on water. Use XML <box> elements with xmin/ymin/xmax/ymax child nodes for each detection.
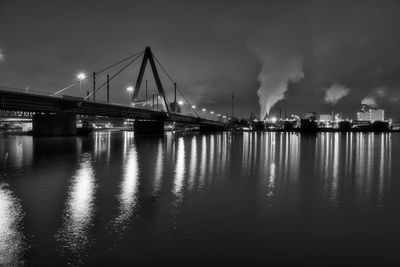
<box><xmin>114</xmin><ymin>132</ymin><xmax>139</xmax><ymax>227</ymax></box>
<box><xmin>0</xmin><ymin>132</ymin><xmax>398</xmax><ymax>264</ymax></box>
<box><xmin>56</xmin><ymin>153</ymin><xmax>96</xmax><ymax>260</ymax></box>
<box><xmin>172</xmin><ymin>138</ymin><xmax>185</xmax><ymax>197</ymax></box>
<box><xmin>0</xmin><ymin>181</ymin><xmax>25</xmax><ymax>266</ymax></box>
<box><xmin>314</xmin><ymin>133</ymin><xmax>392</xmax><ymax>209</ymax></box>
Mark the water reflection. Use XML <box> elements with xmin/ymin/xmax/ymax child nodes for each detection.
<box><xmin>114</xmin><ymin>139</ymin><xmax>140</xmax><ymax>227</ymax></box>
<box><xmin>188</xmin><ymin>136</ymin><xmax>197</xmax><ymax>191</ymax></box>
<box><xmin>94</xmin><ymin>131</ymin><xmax>111</xmax><ymax>161</ymax></box>
<box><xmin>0</xmin><ymin>181</ymin><xmax>25</xmax><ymax>266</ymax></box>
<box><xmin>315</xmin><ymin>133</ymin><xmax>392</xmax><ymax>209</ymax></box>
<box><xmin>56</xmin><ymin>153</ymin><xmax>96</xmax><ymax>258</ymax></box>
<box><xmin>0</xmin><ymin>136</ymin><xmax>33</xmax><ymax>169</ymax></box>
<box><xmin>153</xmin><ymin>140</ymin><xmax>163</xmax><ymax>193</ymax></box>
<box><xmin>173</xmin><ymin>138</ymin><xmax>186</xmax><ymax>197</ymax></box>
<box><xmin>259</xmin><ymin>133</ymin><xmax>300</xmax><ymax>200</ymax></box>
<box><xmin>199</xmin><ymin>135</ymin><xmax>207</xmax><ymax>189</ymax></box>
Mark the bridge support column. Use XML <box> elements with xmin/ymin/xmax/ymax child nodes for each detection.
<box><xmin>32</xmin><ymin>113</ymin><xmax>77</xmax><ymax>137</ymax></box>
<box><xmin>134</xmin><ymin>120</ymin><xmax>164</xmax><ymax>135</ymax></box>
<box><xmin>199</xmin><ymin>125</ymin><xmax>226</xmax><ymax>132</ymax></box>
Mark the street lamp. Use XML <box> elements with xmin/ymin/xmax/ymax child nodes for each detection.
<box><xmin>202</xmin><ymin>108</ymin><xmax>206</xmax><ymax>112</ymax></box>
<box><xmin>210</xmin><ymin>111</ymin><xmax>214</xmax><ymax>114</ymax></box>
<box><xmin>127</xmin><ymin>86</ymin><xmax>133</xmax><ymax>104</ymax></box>
<box><xmin>77</xmin><ymin>72</ymin><xmax>86</xmax><ymax>96</ymax></box>
<box><xmin>178</xmin><ymin>100</ymin><xmax>184</xmax><ymax>106</ymax></box>
<box><xmin>191</xmin><ymin>105</ymin><xmax>196</xmax><ymax>109</ymax></box>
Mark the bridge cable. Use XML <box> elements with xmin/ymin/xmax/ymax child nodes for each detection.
<box><xmin>152</xmin><ymin>54</ymin><xmax>199</xmax><ymax>118</ymax></box>
<box><xmin>81</xmin><ymin>50</ymin><xmax>145</xmax><ymax>103</ymax></box>
<box><xmin>52</xmin><ymin>49</ymin><xmax>145</xmax><ymax>96</ymax></box>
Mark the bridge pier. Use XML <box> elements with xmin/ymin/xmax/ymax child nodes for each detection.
<box><xmin>134</xmin><ymin>120</ymin><xmax>164</xmax><ymax>135</ymax></box>
<box><xmin>199</xmin><ymin>125</ymin><xmax>226</xmax><ymax>132</ymax></box>
<box><xmin>32</xmin><ymin>113</ymin><xmax>77</xmax><ymax>137</ymax></box>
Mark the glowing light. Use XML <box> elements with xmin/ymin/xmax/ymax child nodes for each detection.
<box><xmin>191</xmin><ymin>105</ymin><xmax>196</xmax><ymax>109</ymax></box>
<box><xmin>178</xmin><ymin>100</ymin><xmax>184</xmax><ymax>106</ymax></box>
<box><xmin>126</xmin><ymin>86</ymin><xmax>134</xmax><ymax>92</ymax></box>
<box><xmin>270</xmin><ymin>117</ymin><xmax>277</xmax><ymax>123</ymax></box>
<box><xmin>0</xmin><ymin>182</ymin><xmax>25</xmax><ymax>265</ymax></box>
<box><xmin>116</xmin><ymin>144</ymin><xmax>139</xmax><ymax>224</ymax></box>
<box><xmin>173</xmin><ymin>138</ymin><xmax>186</xmax><ymax>195</ymax></box>
<box><xmin>77</xmin><ymin>72</ymin><xmax>86</xmax><ymax>81</ymax></box>
<box><xmin>202</xmin><ymin>108</ymin><xmax>206</xmax><ymax>112</ymax></box>
<box><xmin>210</xmin><ymin>111</ymin><xmax>214</xmax><ymax>114</ymax></box>
<box><xmin>217</xmin><ymin>114</ymin><xmax>221</xmax><ymax>117</ymax></box>
<box><xmin>57</xmin><ymin>154</ymin><xmax>95</xmax><ymax>254</ymax></box>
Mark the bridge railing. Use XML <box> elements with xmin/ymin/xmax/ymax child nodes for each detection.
<box><xmin>0</xmin><ymin>85</ymin><xmax>55</xmax><ymax>97</ymax></box>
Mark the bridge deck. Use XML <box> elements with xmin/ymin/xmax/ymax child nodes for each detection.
<box><xmin>0</xmin><ymin>89</ymin><xmax>224</xmax><ymax>127</ymax></box>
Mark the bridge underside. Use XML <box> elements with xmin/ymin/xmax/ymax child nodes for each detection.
<box><xmin>32</xmin><ymin>113</ymin><xmax>76</xmax><ymax>136</ymax></box>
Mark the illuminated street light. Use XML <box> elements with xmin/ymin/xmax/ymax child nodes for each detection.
<box><xmin>77</xmin><ymin>72</ymin><xmax>86</xmax><ymax>97</ymax></box>
<box><xmin>210</xmin><ymin>111</ymin><xmax>214</xmax><ymax>114</ymax></box>
<box><xmin>191</xmin><ymin>105</ymin><xmax>196</xmax><ymax>109</ymax></box>
<box><xmin>0</xmin><ymin>49</ymin><xmax>4</xmax><ymax>62</ymax></box>
<box><xmin>127</xmin><ymin>86</ymin><xmax>134</xmax><ymax>104</ymax></box>
<box><xmin>178</xmin><ymin>100</ymin><xmax>184</xmax><ymax>106</ymax></box>
<box><xmin>77</xmin><ymin>72</ymin><xmax>86</xmax><ymax>81</ymax></box>
<box><xmin>202</xmin><ymin>108</ymin><xmax>206</xmax><ymax>112</ymax></box>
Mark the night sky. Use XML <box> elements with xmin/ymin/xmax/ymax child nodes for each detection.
<box><xmin>1</xmin><ymin>0</ymin><xmax>400</xmax><ymax>119</ymax></box>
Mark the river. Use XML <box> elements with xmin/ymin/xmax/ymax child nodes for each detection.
<box><xmin>0</xmin><ymin>132</ymin><xmax>399</xmax><ymax>265</ymax></box>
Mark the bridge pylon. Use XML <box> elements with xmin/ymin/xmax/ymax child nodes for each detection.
<box><xmin>132</xmin><ymin>47</ymin><xmax>170</xmax><ymax>115</ymax></box>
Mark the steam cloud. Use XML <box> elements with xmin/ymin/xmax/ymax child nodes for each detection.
<box><xmin>361</xmin><ymin>96</ymin><xmax>377</xmax><ymax>107</ymax></box>
<box><xmin>256</xmin><ymin>53</ymin><xmax>304</xmax><ymax>120</ymax></box>
<box><xmin>361</xmin><ymin>88</ymin><xmax>386</xmax><ymax>107</ymax></box>
<box><xmin>324</xmin><ymin>83</ymin><xmax>350</xmax><ymax>105</ymax></box>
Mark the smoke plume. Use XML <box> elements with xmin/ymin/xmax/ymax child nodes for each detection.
<box><xmin>324</xmin><ymin>83</ymin><xmax>350</xmax><ymax>105</ymax></box>
<box><xmin>256</xmin><ymin>53</ymin><xmax>304</xmax><ymax>120</ymax></box>
<box><xmin>361</xmin><ymin>96</ymin><xmax>377</xmax><ymax>107</ymax></box>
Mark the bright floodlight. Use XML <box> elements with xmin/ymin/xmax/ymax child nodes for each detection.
<box><xmin>210</xmin><ymin>111</ymin><xmax>214</xmax><ymax>114</ymax></box>
<box><xmin>271</xmin><ymin>117</ymin><xmax>277</xmax><ymax>123</ymax></box>
<box><xmin>77</xmin><ymin>72</ymin><xmax>86</xmax><ymax>81</ymax></box>
<box><xmin>191</xmin><ymin>105</ymin><xmax>196</xmax><ymax>109</ymax></box>
<box><xmin>202</xmin><ymin>108</ymin><xmax>206</xmax><ymax>112</ymax></box>
<box><xmin>178</xmin><ymin>100</ymin><xmax>184</xmax><ymax>106</ymax></box>
<box><xmin>127</xmin><ymin>86</ymin><xmax>134</xmax><ymax>92</ymax></box>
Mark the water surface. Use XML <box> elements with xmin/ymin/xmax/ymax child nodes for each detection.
<box><xmin>0</xmin><ymin>132</ymin><xmax>399</xmax><ymax>265</ymax></box>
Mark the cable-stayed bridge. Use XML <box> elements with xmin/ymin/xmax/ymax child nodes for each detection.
<box><xmin>0</xmin><ymin>47</ymin><xmax>227</xmax><ymax>136</ymax></box>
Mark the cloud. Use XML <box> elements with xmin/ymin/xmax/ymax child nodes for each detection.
<box><xmin>374</xmin><ymin>87</ymin><xmax>386</xmax><ymax>97</ymax></box>
<box><xmin>324</xmin><ymin>83</ymin><xmax>350</xmax><ymax>105</ymax></box>
<box><xmin>361</xmin><ymin>96</ymin><xmax>377</xmax><ymax>107</ymax></box>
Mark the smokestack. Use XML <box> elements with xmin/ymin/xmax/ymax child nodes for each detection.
<box><xmin>231</xmin><ymin>92</ymin><xmax>234</xmax><ymax>119</ymax></box>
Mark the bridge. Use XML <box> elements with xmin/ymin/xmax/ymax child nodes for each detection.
<box><xmin>0</xmin><ymin>47</ymin><xmax>227</xmax><ymax>136</ymax></box>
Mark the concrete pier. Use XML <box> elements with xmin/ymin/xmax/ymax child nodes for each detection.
<box><xmin>199</xmin><ymin>125</ymin><xmax>226</xmax><ymax>132</ymax></box>
<box><xmin>32</xmin><ymin>113</ymin><xmax>77</xmax><ymax>136</ymax></box>
<box><xmin>134</xmin><ymin>120</ymin><xmax>164</xmax><ymax>135</ymax></box>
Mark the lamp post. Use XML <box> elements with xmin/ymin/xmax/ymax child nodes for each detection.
<box><xmin>77</xmin><ymin>72</ymin><xmax>86</xmax><ymax>97</ymax></box>
<box><xmin>127</xmin><ymin>86</ymin><xmax>133</xmax><ymax>105</ymax></box>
